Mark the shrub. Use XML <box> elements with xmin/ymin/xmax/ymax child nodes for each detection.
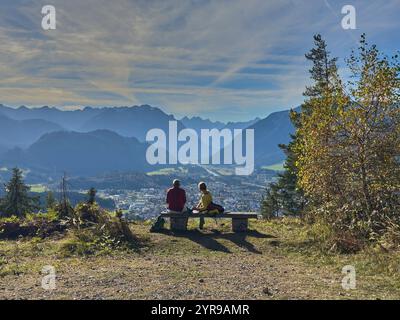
<box><xmin>378</xmin><ymin>218</ymin><xmax>400</xmax><ymax>250</ymax></box>
<box><xmin>60</xmin><ymin>203</ymin><xmax>138</xmax><ymax>256</ymax></box>
<box><xmin>0</xmin><ymin>212</ymin><xmax>67</xmax><ymax>239</ymax></box>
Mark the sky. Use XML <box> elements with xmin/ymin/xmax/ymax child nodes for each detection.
<box><xmin>0</xmin><ymin>0</ymin><xmax>399</xmax><ymax>121</ymax></box>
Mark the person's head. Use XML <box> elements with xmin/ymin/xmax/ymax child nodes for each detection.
<box><xmin>173</xmin><ymin>179</ymin><xmax>180</xmax><ymax>188</ymax></box>
<box><xmin>198</xmin><ymin>181</ymin><xmax>207</xmax><ymax>192</ymax></box>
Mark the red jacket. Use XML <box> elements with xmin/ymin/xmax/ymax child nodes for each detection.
<box><xmin>166</xmin><ymin>187</ymin><xmax>186</xmax><ymax>212</ymax></box>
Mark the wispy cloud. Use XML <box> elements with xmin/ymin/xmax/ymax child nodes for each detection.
<box><xmin>0</xmin><ymin>0</ymin><xmax>399</xmax><ymax>120</ymax></box>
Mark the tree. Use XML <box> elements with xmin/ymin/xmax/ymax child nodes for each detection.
<box><xmin>293</xmin><ymin>34</ymin><xmax>347</xmax><ymax>210</ymax></box>
<box><xmin>87</xmin><ymin>187</ymin><xmax>97</xmax><ymax>205</ymax></box>
<box><xmin>261</xmin><ymin>34</ymin><xmax>336</xmax><ymax>218</ymax></box>
<box><xmin>46</xmin><ymin>191</ymin><xmax>57</xmax><ymax>210</ymax></box>
<box><xmin>57</xmin><ymin>172</ymin><xmax>73</xmax><ymax>219</ymax></box>
<box><xmin>303</xmin><ymin>34</ymin><xmax>339</xmax><ymax>99</ymax></box>
<box><xmin>295</xmin><ymin>33</ymin><xmax>400</xmax><ymax>240</ymax></box>
<box><xmin>261</xmin><ymin>186</ymin><xmax>280</xmax><ymax>219</ymax></box>
<box><xmin>261</xmin><ymin>140</ymin><xmax>305</xmax><ymax>218</ymax></box>
<box><xmin>337</xmin><ymin>35</ymin><xmax>400</xmax><ymax>233</ymax></box>
<box><xmin>0</xmin><ymin>167</ymin><xmax>40</xmax><ymax>218</ymax></box>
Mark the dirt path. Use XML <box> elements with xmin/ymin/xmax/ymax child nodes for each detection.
<box><xmin>0</xmin><ymin>222</ymin><xmax>397</xmax><ymax>299</ymax></box>
<box><xmin>0</xmin><ymin>252</ymin><xmax>341</xmax><ymax>300</ymax></box>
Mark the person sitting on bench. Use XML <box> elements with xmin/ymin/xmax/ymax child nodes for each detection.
<box><xmin>166</xmin><ymin>179</ymin><xmax>187</xmax><ymax>213</ymax></box>
<box><xmin>192</xmin><ymin>182</ymin><xmax>218</xmax><ymax>229</ymax></box>
<box><xmin>150</xmin><ymin>179</ymin><xmax>186</xmax><ymax>232</ymax></box>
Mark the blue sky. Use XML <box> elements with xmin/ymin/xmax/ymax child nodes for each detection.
<box><xmin>0</xmin><ymin>0</ymin><xmax>399</xmax><ymax>121</ymax></box>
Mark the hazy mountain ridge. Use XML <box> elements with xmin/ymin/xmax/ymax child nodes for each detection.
<box><xmin>180</xmin><ymin>116</ymin><xmax>261</xmax><ymax>133</ymax></box>
<box><xmin>1</xmin><ymin>130</ymin><xmax>152</xmax><ymax>176</ymax></box>
<box><xmin>225</xmin><ymin>117</ymin><xmax>261</xmax><ymax>130</ymax></box>
<box><xmin>0</xmin><ymin>103</ymin><xmax>298</xmax><ymax>174</ymax></box>
<box><xmin>80</xmin><ymin>105</ymin><xmax>186</xmax><ymax>141</ymax></box>
<box><xmin>0</xmin><ymin>104</ymin><xmax>186</xmax><ymax>142</ymax></box>
<box><xmin>248</xmin><ymin>107</ymin><xmax>298</xmax><ymax>165</ymax></box>
<box><xmin>0</xmin><ymin>104</ymin><xmax>102</xmax><ymax>130</ymax></box>
<box><xmin>0</xmin><ymin>111</ymin><xmax>64</xmax><ymax>148</ymax></box>
<box><xmin>180</xmin><ymin>116</ymin><xmax>226</xmax><ymax>132</ymax></box>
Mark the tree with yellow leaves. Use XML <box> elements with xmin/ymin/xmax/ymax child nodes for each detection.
<box><xmin>295</xmin><ymin>34</ymin><xmax>400</xmax><ymax>245</ymax></box>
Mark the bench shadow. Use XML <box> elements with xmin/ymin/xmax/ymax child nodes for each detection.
<box><xmin>160</xmin><ymin>229</ymin><xmax>275</xmax><ymax>254</ymax></box>
<box><xmin>209</xmin><ymin>229</ymin><xmax>275</xmax><ymax>254</ymax></box>
<box><xmin>160</xmin><ymin>229</ymin><xmax>232</xmax><ymax>253</ymax></box>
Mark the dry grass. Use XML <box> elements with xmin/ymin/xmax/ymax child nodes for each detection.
<box><xmin>0</xmin><ymin>218</ymin><xmax>399</xmax><ymax>300</ymax></box>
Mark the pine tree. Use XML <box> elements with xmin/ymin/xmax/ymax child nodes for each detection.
<box><xmin>293</xmin><ymin>34</ymin><xmax>345</xmax><ymax>209</ymax></box>
<box><xmin>57</xmin><ymin>172</ymin><xmax>73</xmax><ymax>219</ymax></box>
<box><xmin>261</xmin><ymin>186</ymin><xmax>279</xmax><ymax>219</ymax></box>
<box><xmin>260</xmin><ymin>34</ymin><xmax>338</xmax><ymax>218</ymax></box>
<box><xmin>261</xmin><ymin>139</ymin><xmax>305</xmax><ymax>218</ymax></box>
<box><xmin>303</xmin><ymin>34</ymin><xmax>339</xmax><ymax>99</ymax></box>
<box><xmin>87</xmin><ymin>187</ymin><xmax>97</xmax><ymax>205</ymax></box>
<box><xmin>0</xmin><ymin>168</ymin><xmax>40</xmax><ymax>218</ymax></box>
<box><xmin>46</xmin><ymin>191</ymin><xmax>57</xmax><ymax>210</ymax></box>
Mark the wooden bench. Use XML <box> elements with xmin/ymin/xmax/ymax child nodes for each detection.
<box><xmin>160</xmin><ymin>211</ymin><xmax>259</xmax><ymax>232</ymax></box>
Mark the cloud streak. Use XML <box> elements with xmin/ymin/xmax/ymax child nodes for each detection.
<box><xmin>0</xmin><ymin>0</ymin><xmax>399</xmax><ymax>120</ymax></box>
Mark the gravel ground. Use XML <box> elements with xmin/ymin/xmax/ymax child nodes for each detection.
<box><xmin>1</xmin><ymin>221</ymin><xmax>398</xmax><ymax>300</ymax></box>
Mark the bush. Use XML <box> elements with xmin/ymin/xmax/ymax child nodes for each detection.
<box><xmin>60</xmin><ymin>203</ymin><xmax>138</xmax><ymax>256</ymax></box>
<box><xmin>0</xmin><ymin>212</ymin><xmax>67</xmax><ymax>239</ymax></box>
<box><xmin>330</xmin><ymin>231</ymin><xmax>365</xmax><ymax>254</ymax></box>
<box><xmin>26</xmin><ymin>209</ymin><xmax>59</xmax><ymax>223</ymax></box>
<box><xmin>378</xmin><ymin>218</ymin><xmax>400</xmax><ymax>250</ymax></box>
<box><xmin>304</xmin><ymin>217</ymin><xmax>366</xmax><ymax>254</ymax></box>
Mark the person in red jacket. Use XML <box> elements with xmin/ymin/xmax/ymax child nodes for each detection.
<box><xmin>166</xmin><ymin>179</ymin><xmax>186</xmax><ymax>212</ymax></box>
<box><xmin>150</xmin><ymin>179</ymin><xmax>187</xmax><ymax>232</ymax></box>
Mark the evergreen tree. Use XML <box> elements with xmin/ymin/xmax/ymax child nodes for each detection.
<box><xmin>261</xmin><ymin>187</ymin><xmax>279</xmax><ymax>219</ymax></box>
<box><xmin>293</xmin><ymin>34</ymin><xmax>346</xmax><ymax>210</ymax></box>
<box><xmin>261</xmin><ymin>140</ymin><xmax>305</xmax><ymax>218</ymax></box>
<box><xmin>46</xmin><ymin>191</ymin><xmax>57</xmax><ymax>210</ymax></box>
<box><xmin>87</xmin><ymin>187</ymin><xmax>97</xmax><ymax>205</ymax></box>
<box><xmin>260</xmin><ymin>33</ymin><xmax>338</xmax><ymax>218</ymax></box>
<box><xmin>57</xmin><ymin>172</ymin><xmax>74</xmax><ymax>219</ymax></box>
<box><xmin>303</xmin><ymin>34</ymin><xmax>339</xmax><ymax>99</ymax></box>
<box><xmin>0</xmin><ymin>168</ymin><xmax>40</xmax><ymax>218</ymax></box>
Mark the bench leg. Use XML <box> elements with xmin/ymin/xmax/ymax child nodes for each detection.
<box><xmin>170</xmin><ymin>217</ymin><xmax>188</xmax><ymax>231</ymax></box>
<box><xmin>232</xmin><ymin>218</ymin><xmax>248</xmax><ymax>232</ymax></box>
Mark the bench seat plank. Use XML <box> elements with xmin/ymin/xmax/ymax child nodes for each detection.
<box><xmin>160</xmin><ymin>212</ymin><xmax>258</xmax><ymax>219</ymax></box>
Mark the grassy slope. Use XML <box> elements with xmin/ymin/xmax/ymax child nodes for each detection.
<box><xmin>28</xmin><ymin>184</ymin><xmax>48</xmax><ymax>193</ymax></box>
<box><xmin>0</xmin><ymin>218</ymin><xmax>399</xmax><ymax>300</ymax></box>
<box><xmin>261</xmin><ymin>162</ymin><xmax>285</xmax><ymax>171</ymax></box>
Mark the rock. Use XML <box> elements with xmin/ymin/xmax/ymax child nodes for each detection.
<box><xmin>263</xmin><ymin>287</ymin><xmax>273</xmax><ymax>296</ymax></box>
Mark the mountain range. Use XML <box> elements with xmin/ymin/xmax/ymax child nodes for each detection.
<box><xmin>0</xmin><ymin>104</ymin><xmax>101</xmax><ymax>130</ymax></box>
<box><xmin>0</xmin><ymin>104</ymin><xmax>296</xmax><ymax>175</ymax></box>
<box><xmin>180</xmin><ymin>116</ymin><xmax>260</xmax><ymax>134</ymax></box>
<box><xmin>249</xmin><ymin>108</ymin><xmax>296</xmax><ymax>165</ymax></box>
<box><xmin>2</xmin><ymin>130</ymin><xmax>151</xmax><ymax>176</ymax></box>
<box><xmin>0</xmin><ymin>112</ymin><xmax>64</xmax><ymax>148</ymax></box>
